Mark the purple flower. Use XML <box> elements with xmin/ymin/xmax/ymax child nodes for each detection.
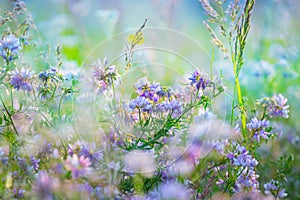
<box><xmin>264</xmin><ymin>179</ymin><xmax>288</xmax><ymax>199</ymax></box>
<box><xmin>156</xmin><ymin>99</ymin><xmax>183</xmax><ymax>119</ymax></box>
<box><xmin>189</xmin><ymin>69</ymin><xmax>210</xmax><ymax>90</ymax></box>
<box><xmin>268</xmin><ymin>94</ymin><xmax>289</xmax><ymax>118</ymax></box>
<box><xmin>0</xmin><ymin>34</ymin><xmax>22</xmax><ymax>62</ymax></box>
<box><xmin>79</xmin><ymin>143</ymin><xmax>103</xmax><ymax>164</ymax></box>
<box><xmin>34</xmin><ymin>171</ymin><xmax>59</xmax><ymax>200</ymax></box>
<box><xmin>155</xmin><ymin>182</ymin><xmax>191</xmax><ymax>200</ymax></box>
<box><xmin>234</xmin><ymin>169</ymin><xmax>259</xmax><ymax>193</ymax></box>
<box><xmin>30</xmin><ymin>156</ymin><xmax>40</xmax><ymax>170</ymax></box>
<box><xmin>64</xmin><ymin>154</ymin><xmax>92</xmax><ymax>178</ymax></box>
<box><xmin>93</xmin><ymin>58</ymin><xmax>117</xmax><ymax>92</ymax></box>
<box><xmin>129</xmin><ymin>96</ymin><xmax>152</xmax><ymax>112</ymax></box>
<box><xmin>10</xmin><ymin>68</ymin><xmax>34</xmax><ymax>92</ymax></box>
<box><xmin>169</xmin><ymin>99</ymin><xmax>183</xmax><ymax>118</ymax></box>
<box><xmin>247</xmin><ymin>117</ymin><xmax>271</xmax><ymax>142</ymax></box>
<box><xmin>232</xmin><ymin>154</ymin><xmax>258</xmax><ymax>169</ymax></box>
<box><xmin>134</xmin><ymin>77</ymin><xmax>161</xmax><ymax>102</ymax></box>
<box><xmin>227</xmin><ymin>144</ymin><xmax>258</xmax><ymax>169</ymax></box>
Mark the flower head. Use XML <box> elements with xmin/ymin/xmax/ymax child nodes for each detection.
<box><xmin>134</xmin><ymin>77</ymin><xmax>161</xmax><ymax>102</ymax></box>
<box><xmin>0</xmin><ymin>34</ymin><xmax>22</xmax><ymax>62</ymax></box>
<box><xmin>264</xmin><ymin>179</ymin><xmax>288</xmax><ymax>199</ymax></box>
<box><xmin>64</xmin><ymin>154</ymin><xmax>92</xmax><ymax>178</ymax></box>
<box><xmin>11</xmin><ymin>68</ymin><xmax>34</xmax><ymax>92</ymax></box>
<box><xmin>257</xmin><ymin>94</ymin><xmax>289</xmax><ymax>118</ymax></box>
<box><xmin>93</xmin><ymin>58</ymin><xmax>117</xmax><ymax>92</ymax></box>
<box><xmin>189</xmin><ymin>69</ymin><xmax>210</xmax><ymax>90</ymax></box>
<box><xmin>247</xmin><ymin>117</ymin><xmax>271</xmax><ymax>142</ymax></box>
<box><xmin>129</xmin><ymin>96</ymin><xmax>152</xmax><ymax>112</ymax></box>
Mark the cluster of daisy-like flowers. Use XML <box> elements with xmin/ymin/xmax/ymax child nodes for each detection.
<box><xmin>0</xmin><ymin>34</ymin><xmax>22</xmax><ymax>62</ymax></box>
<box><xmin>129</xmin><ymin>77</ymin><xmax>183</xmax><ymax>120</ymax></box>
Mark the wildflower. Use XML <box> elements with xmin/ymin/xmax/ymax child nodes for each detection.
<box><xmin>257</xmin><ymin>94</ymin><xmax>289</xmax><ymax>118</ymax></box>
<box><xmin>129</xmin><ymin>96</ymin><xmax>152</xmax><ymax>112</ymax></box>
<box><xmin>38</xmin><ymin>66</ymin><xmax>61</xmax><ymax>85</ymax></box>
<box><xmin>10</xmin><ymin>68</ymin><xmax>34</xmax><ymax>92</ymax></box>
<box><xmin>30</xmin><ymin>156</ymin><xmax>40</xmax><ymax>170</ymax></box>
<box><xmin>0</xmin><ymin>34</ymin><xmax>22</xmax><ymax>62</ymax></box>
<box><xmin>93</xmin><ymin>58</ymin><xmax>117</xmax><ymax>92</ymax></box>
<box><xmin>169</xmin><ymin>99</ymin><xmax>183</xmax><ymax>118</ymax></box>
<box><xmin>264</xmin><ymin>179</ymin><xmax>288</xmax><ymax>199</ymax></box>
<box><xmin>189</xmin><ymin>69</ymin><xmax>210</xmax><ymax>90</ymax></box>
<box><xmin>78</xmin><ymin>143</ymin><xmax>103</xmax><ymax>164</ymax></box>
<box><xmin>134</xmin><ymin>77</ymin><xmax>161</xmax><ymax>102</ymax></box>
<box><xmin>156</xmin><ymin>99</ymin><xmax>183</xmax><ymax>118</ymax></box>
<box><xmin>34</xmin><ymin>171</ymin><xmax>59</xmax><ymax>200</ymax></box>
<box><xmin>233</xmin><ymin>168</ymin><xmax>259</xmax><ymax>193</ymax></box>
<box><xmin>64</xmin><ymin>154</ymin><xmax>92</xmax><ymax>178</ymax></box>
<box><xmin>247</xmin><ymin>117</ymin><xmax>271</xmax><ymax>142</ymax></box>
<box><xmin>268</xmin><ymin>94</ymin><xmax>289</xmax><ymax>118</ymax></box>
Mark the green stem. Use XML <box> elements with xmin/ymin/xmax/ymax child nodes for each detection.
<box><xmin>58</xmin><ymin>92</ymin><xmax>66</xmax><ymax>121</ymax></box>
<box><xmin>0</xmin><ymin>94</ymin><xmax>19</xmax><ymax>136</ymax></box>
<box><xmin>235</xmin><ymin>76</ymin><xmax>246</xmax><ymax>138</ymax></box>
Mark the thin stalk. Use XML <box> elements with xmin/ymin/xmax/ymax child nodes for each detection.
<box><xmin>0</xmin><ymin>94</ymin><xmax>19</xmax><ymax>135</ymax></box>
<box><xmin>235</xmin><ymin>75</ymin><xmax>246</xmax><ymax>138</ymax></box>
<box><xmin>58</xmin><ymin>92</ymin><xmax>66</xmax><ymax>120</ymax></box>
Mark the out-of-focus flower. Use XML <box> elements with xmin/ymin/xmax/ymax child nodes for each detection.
<box><xmin>247</xmin><ymin>117</ymin><xmax>271</xmax><ymax>142</ymax></box>
<box><xmin>124</xmin><ymin>150</ymin><xmax>156</xmax><ymax>177</ymax></box>
<box><xmin>0</xmin><ymin>34</ymin><xmax>22</xmax><ymax>62</ymax></box>
<box><xmin>268</xmin><ymin>94</ymin><xmax>289</xmax><ymax>118</ymax></box>
<box><xmin>30</xmin><ymin>156</ymin><xmax>40</xmax><ymax>170</ymax></box>
<box><xmin>10</xmin><ymin>68</ymin><xmax>34</xmax><ymax>92</ymax></box>
<box><xmin>34</xmin><ymin>171</ymin><xmax>59</xmax><ymax>200</ymax></box>
<box><xmin>257</xmin><ymin>94</ymin><xmax>289</xmax><ymax>119</ymax></box>
<box><xmin>92</xmin><ymin>57</ymin><xmax>117</xmax><ymax>92</ymax></box>
<box><xmin>64</xmin><ymin>154</ymin><xmax>92</xmax><ymax>178</ymax></box>
<box><xmin>264</xmin><ymin>180</ymin><xmax>288</xmax><ymax>199</ymax></box>
<box><xmin>154</xmin><ymin>182</ymin><xmax>191</xmax><ymax>200</ymax></box>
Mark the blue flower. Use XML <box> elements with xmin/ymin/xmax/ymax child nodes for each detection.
<box><xmin>129</xmin><ymin>96</ymin><xmax>152</xmax><ymax>112</ymax></box>
<box><xmin>247</xmin><ymin>117</ymin><xmax>271</xmax><ymax>142</ymax></box>
<box><xmin>169</xmin><ymin>99</ymin><xmax>183</xmax><ymax>118</ymax></box>
<box><xmin>0</xmin><ymin>34</ymin><xmax>22</xmax><ymax>62</ymax></box>
<box><xmin>10</xmin><ymin>68</ymin><xmax>34</xmax><ymax>92</ymax></box>
<box><xmin>156</xmin><ymin>99</ymin><xmax>183</xmax><ymax>118</ymax></box>
<box><xmin>134</xmin><ymin>77</ymin><xmax>161</xmax><ymax>102</ymax></box>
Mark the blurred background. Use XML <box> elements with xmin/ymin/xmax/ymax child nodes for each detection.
<box><xmin>1</xmin><ymin>0</ymin><xmax>300</xmax><ymax>195</ymax></box>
